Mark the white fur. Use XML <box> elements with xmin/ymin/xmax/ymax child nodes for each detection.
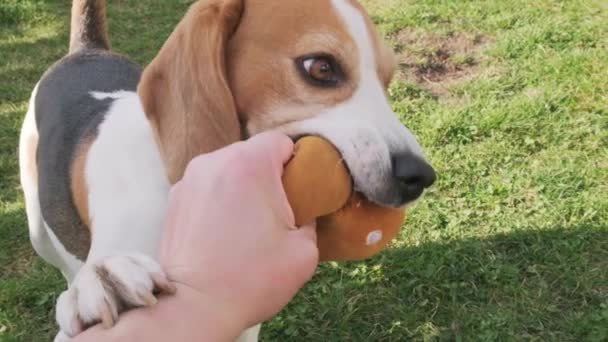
<box><xmin>19</xmin><ymin>83</ymin><xmax>84</xmax><ymax>282</ymax></box>
<box><xmin>90</xmin><ymin>90</ymin><xmax>134</xmax><ymax>101</ymax></box>
<box><xmin>236</xmin><ymin>324</ymin><xmax>262</xmax><ymax>342</ymax></box>
<box><xmin>276</xmin><ymin>0</ymin><xmax>427</xmax><ymax>207</ymax></box>
<box><xmin>56</xmin><ymin>253</ymin><xmax>166</xmax><ymax>337</ymax></box>
<box><xmin>53</xmin><ymin>330</ymin><xmax>70</xmax><ymax>342</ymax></box>
<box><xmin>85</xmin><ymin>91</ymin><xmax>170</xmax><ymax>260</ymax></box>
<box><xmin>45</xmin><ymin>221</ymin><xmax>83</xmax><ymax>282</ymax></box>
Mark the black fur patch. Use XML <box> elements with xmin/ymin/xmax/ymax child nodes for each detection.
<box><xmin>35</xmin><ymin>49</ymin><xmax>141</xmax><ymax>260</ymax></box>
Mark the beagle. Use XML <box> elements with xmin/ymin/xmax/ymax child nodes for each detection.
<box><xmin>19</xmin><ymin>0</ymin><xmax>436</xmax><ymax>341</ymax></box>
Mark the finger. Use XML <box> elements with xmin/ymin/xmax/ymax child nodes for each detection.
<box><xmin>168</xmin><ymin>181</ymin><xmax>181</xmax><ymax>200</ymax></box>
<box><xmin>284</xmin><ymin>229</ymin><xmax>319</xmax><ymax>284</ymax></box>
<box><xmin>99</xmin><ymin>297</ymin><xmax>116</xmax><ymax>329</ymax></box>
<box><xmin>135</xmin><ymin>289</ymin><xmax>158</xmax><ymax>306</ymax></box>
<box><xmin>71</xmin><ymin>314</ymin><xmax>84</xmax><ymax>337</ymax></box>
<box><xmin>245</xmin><ymin>132</ymin><xmax>298</xmax><ymax>225</ymax></box>
<box><xmin>160</xmin><ymin>183</ymin><xmax>183</xmax><ymax>263</ymax></box>
<box><xmin>152</xmin><ymin>273</ymin><xmax>177</xmax><ymax>295</ymax></box>
<box><xmin>291</xmin><ymin>221</ymin><xmax>318</xmax><ymax>244</ymax></box>
<box><xmin>246</xmin><ymin>131</ymin><xmax>294</xmax><ymax>167</ymax></box>
<box><xmin>184</xmin><ymin>141</ymin><xmax>246</xmax><ymax>174</ymax></box>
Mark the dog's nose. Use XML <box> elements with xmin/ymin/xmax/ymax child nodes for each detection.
<box><xmin>392</xmin><ymin>154</ymin><xmax>436</xmax><ymax>202</ymax></box>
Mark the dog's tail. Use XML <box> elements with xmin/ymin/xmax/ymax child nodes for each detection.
<box><xmin>69</xmin><ymin>0</ymin><xmax>110</xmax><ymax>53</ymax></box>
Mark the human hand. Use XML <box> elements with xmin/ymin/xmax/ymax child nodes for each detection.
<box><xmin>160</xmin><ymin>131</ymin><xmax>319</xmax><ymax>331</ymax></box>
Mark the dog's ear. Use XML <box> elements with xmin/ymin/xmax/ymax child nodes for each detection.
<box><xmin>139</xmin><ymin>0</ymin><xmax>243</xmax><ymax>183</ymax></box>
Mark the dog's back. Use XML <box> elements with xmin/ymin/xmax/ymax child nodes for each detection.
<box><xmin>35</xmin><ymin>51</ymin><xmax>141</xmax><ymax>260</ymax></box>
<box><xmin>21</xmin><ymin>0</ymin><xmax>141</xmax><ymax>264</ymax></box>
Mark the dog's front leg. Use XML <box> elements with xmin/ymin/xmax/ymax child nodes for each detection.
<box><xmin>54</xmin><ymin>96</ymin><xmax>176</xmax><ymax>338</ymax></box>
<box><xmin>54</xmin><ymin>187</ymin><xmax>175</xmax><ymax>338</ymax></box>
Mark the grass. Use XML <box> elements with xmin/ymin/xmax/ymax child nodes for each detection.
<box><xmin>1</xmin><ymin>0</ymin><xmax>606</xmax><ymax>341</ymax></box>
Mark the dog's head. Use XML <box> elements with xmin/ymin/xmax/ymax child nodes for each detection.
<box><xmin>139</xmin><ymin>0</ymin><xmax>435</xmax><ymax>208</ymax></box>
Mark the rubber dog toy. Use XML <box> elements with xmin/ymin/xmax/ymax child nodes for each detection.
<box><xmin>282</xmin><ymin>136</ymin><xmax>406</xmax><ymax>261</ymax></box>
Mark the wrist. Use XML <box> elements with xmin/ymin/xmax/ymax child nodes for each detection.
<box><xmin>164</xmin><ymin>282</ymin><xmax>247</xmax><ymax>340</ymax></box>
<box><xmin>73</xmin><ymin>283</ymin><xmax>246</xmax><ymax>341</ymax></box>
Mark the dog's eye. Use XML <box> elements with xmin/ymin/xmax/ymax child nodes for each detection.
<box><xmin>303</xmin><ymin>58</ymin><xmax>334</xmax><ymax>82</ymax></box>
<box><xmin>297</xmin><ymin>55</ymin><xmax>343</xmax><ymax>87</ymax></box>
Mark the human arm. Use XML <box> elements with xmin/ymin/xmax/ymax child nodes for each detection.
<box><xmin>73</xmin><ymin>132</ymin><xmax>319</xmax><ymax>341</ymax></box>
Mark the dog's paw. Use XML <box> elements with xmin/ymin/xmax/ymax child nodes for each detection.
<box><xmin>53</xmin><ymin>330</ymin><xmax>71</xmax><ymax>342</ymax></box>
<box><xmin>55</xmin><ymin>253</ymin><xmax>176</xmax><ymax>337</ymax></box>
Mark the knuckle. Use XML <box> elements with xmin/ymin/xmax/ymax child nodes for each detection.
<box><xmin>184</xmin><ymin>154</ymin><xmax>209</xmax><ymax>178</ymax></box>
<box><xmin>219</xmin><ymin>147</ymin><xmax>256</xmax><ymax>179</ymax></box>
<box><xmin>256</xmin><ymin>130</ymin><xmax>288</xmax><ymax>145</ymax></box>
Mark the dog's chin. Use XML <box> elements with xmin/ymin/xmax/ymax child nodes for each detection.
<box><xmin>255</xmin><ymin>128</ymin><xmax>423</xmax><ymax>208</ymax></box>
<box><xmin>357</xmin><ymin>180</ymin><xmax>425</xmax><ymax>209</ymax></box>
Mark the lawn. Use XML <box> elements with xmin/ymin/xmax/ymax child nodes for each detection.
<box><xmin>1</xmin><ymin>0</ymin><xmax>607</xmax><ymax>341</ymax></box>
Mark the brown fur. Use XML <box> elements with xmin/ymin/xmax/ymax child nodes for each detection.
<box><xmin>139</xmin><ymin>0</ymin><xmax>396</xmax><ymax>183</ymax></box>
<box><xmin>70</xmin><ymin>0</ymin><xmax>110</xmax><ymax>52</ymax></box>
<box><xmin>138</xmin><ymin>0</ymin><xmax>243</xmax><ymax>184</ymax></box>
<box><xmin>227</xmin><ymin>0</ymin><xmax>359</xmax><ymax>134</ymax></box>
<box><xmin>71</xmin><ymin>138</ymin><xmax>94</xmax><ymax>230</ymax></box>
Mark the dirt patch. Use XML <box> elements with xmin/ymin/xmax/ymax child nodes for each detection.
<box><xmin>393</xmin><ymin>29</ymin><xmax>487</xmax><ymax>97</ymax></box>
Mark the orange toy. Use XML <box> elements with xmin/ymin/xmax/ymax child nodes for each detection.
<box><xmin>282</xmin><ymin>136</ymin><xmax>406</xmax><ymax>261</ymax></box>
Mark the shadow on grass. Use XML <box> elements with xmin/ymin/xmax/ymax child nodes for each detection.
<box><xmin>1</xmin><ymin>202</ymin><xmax>606</xmax><ymax>341</ymax></box>
<box><xmin>267</xmin><ymin>224</ymin><xmax>608</xmax><ymax>341</ymax></box>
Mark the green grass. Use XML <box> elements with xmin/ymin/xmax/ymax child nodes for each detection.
<box><xmin>1</xmin><ymin>0</ymin><xmax>607</xmax><ymax>341</ymax></box>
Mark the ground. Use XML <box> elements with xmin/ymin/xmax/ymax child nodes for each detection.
<box><xmin>0</xmin><ymin>0</ymin><xmax>607</xmax><ymax>341</ymax></box>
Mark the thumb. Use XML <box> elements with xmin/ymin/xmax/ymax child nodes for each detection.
<box><xmin>245</xmin><ymin>131</ymin><xmax>294</xmax><ymax>168</ymax></box>
<box><xmin>283</xmin><ymin>222</ymin><xmax>319</xmax><ymax>285</ymax></box>
<box><xmin>293</xmin><ymin>221</ymin><xmax>317</xmax><ymax>244</ymax></box>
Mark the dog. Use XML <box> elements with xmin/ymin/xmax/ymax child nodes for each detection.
<box><xmin>18</xmin><ymin>0</ymin><xmax>436</xmax><ymax>340</ymax></box>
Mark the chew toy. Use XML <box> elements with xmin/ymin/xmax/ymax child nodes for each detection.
<box><xmin>282</xmin><ymin>136</ymin><xmax>406</xmax><ymax>261</ymax></box>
